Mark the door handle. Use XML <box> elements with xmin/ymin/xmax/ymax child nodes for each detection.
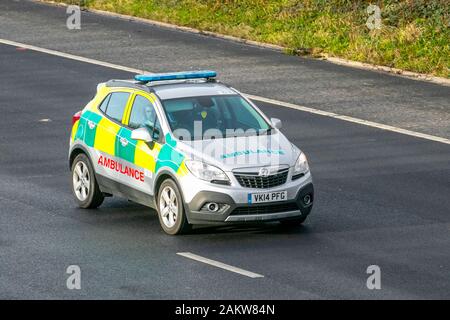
<box><xmin>120</xmin><ymin>137</ymin><xmax>128</xmax><ymax>147</ymax></box>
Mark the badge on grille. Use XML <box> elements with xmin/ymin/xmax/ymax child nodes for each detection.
<box><xmin>258</xmin><ymin>167</ymin><xmax>270</xmax><ymax>177</ymax></box>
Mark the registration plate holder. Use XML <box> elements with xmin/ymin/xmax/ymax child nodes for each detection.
<box><xmin>248</xmin><ymin>191</ymin><xmax>287</xmax><ymax>204</ymax></box>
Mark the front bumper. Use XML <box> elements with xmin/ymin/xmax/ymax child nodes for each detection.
<box><xmin>180</xmin><ymin>171</ymin><xmax>314</xmax><ymax>224</ymax></box>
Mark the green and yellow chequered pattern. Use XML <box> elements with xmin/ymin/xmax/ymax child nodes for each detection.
<box><xmin>72</xmin><ymin>108</ymin><xmax>187</xmax><ymax>176</ymax></box>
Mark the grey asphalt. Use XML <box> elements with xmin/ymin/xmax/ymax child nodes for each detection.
<box><xmin>0</xmin><ymin>0</ymin><xmax>449</xmax><ymax>139</ymax></box>
<box><xmin>0</xmin><ymin>0</ymin><xmax>449</xmax><ymax>300</ymax></box>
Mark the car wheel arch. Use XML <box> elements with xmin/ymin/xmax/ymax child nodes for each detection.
<box><xmin>69</xmin><ymin>145</ymin><xmax>98</xmax><ymax>173</ymax></box>
<box><xmin>70</xmin><ymin>146</ymin><xmax>88</xmax><ymax>168</ymax></box>
<box><xmin>154</xmin><ymin>170</ymin><xmax>180</xmax><ymax>198</ymax></box>
<box><xmin>153</xmin><ymin>170</ymin><xmax>189</xmax><ymax>217</ymax></box>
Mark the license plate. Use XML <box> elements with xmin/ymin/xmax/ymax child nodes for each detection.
<box><xmin>248</xmin><ymin>191</ymin><xmax>287</xmax><ymax>204</ymax></box>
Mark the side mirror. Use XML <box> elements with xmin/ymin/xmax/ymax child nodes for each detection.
<box><xmin>271</xmin><ymin>118</ymin><xmax>282</xmax><ymax>129</ymax></box>
<box><xmin>131</xmin><ymin>127</ymin><xmax>153</xmax><ymax>142</ymax></box>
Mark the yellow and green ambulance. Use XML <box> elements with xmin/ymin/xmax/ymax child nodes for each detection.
<box><xmin>69</xmin><ymin>71</ymin><xmax>314</xmax><ymax>235</ymax></box>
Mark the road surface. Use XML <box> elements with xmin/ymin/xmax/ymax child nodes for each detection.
<box><xmin>0</xmin><ymin>0</ymin><xmax>449</xmax><ymax>299</ymax></box>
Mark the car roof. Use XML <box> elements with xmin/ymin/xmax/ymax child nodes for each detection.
<box><xmin>152</xmin><ymin>82</ymin><xmax>236</xmax><ymax>100</ymax></box>
<box><xmin>105</xmin><ymin>79</ymin><xmax>236</xmax><ymax>100</ymax></box>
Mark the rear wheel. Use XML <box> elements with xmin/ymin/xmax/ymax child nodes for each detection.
<box><xmin>71</xmin><ymin>153</ymin><xmax>104</xmax><ymax>209</ymax></box>
<box><xmin>157</xmin><ymin>179</ymin><xmax>191</xmax><ymax>235</ymax></box>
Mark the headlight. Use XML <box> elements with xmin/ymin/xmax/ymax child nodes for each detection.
<box><xmin>294</xmin><ymin>152</ymin><xmax>309</xmax><ymax>174</ymax></box>
<box><xmin>185</xmin><ymin>160</ymin><xmax>230</xmax><ymax>182</ymax></box>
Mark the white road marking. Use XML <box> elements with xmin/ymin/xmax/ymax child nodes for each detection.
<box><xmin>35</xmin><ymin>0</ymin><xmax>450</xmax><ymax>86</ymax></box>
<box><xmin>177</xmin><ymin>252</ymin><xmax>264</xmax><ymax>278</ymax></box>
<box><xmin>245</xmin><ymin>94</ymin><xmax>450</xmax><ymax>145</ymax></box>
<box><xmin>0</xmin><ymin>39</ymin><xmax>144</xmax><ymax>74</ymax></box>
<box><xmin>1</xmin><ymin>38</ymin><xmax>449</xmax><ymax>146</ymax></box>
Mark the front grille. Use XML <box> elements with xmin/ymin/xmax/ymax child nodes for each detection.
<box><xmin>234</xmin><ymin>169</ymin><xmax>289</xmax><ymax>189</ymax></box>
<box><xmin>230</xmin><ymin>202</ymin><xmax>299</xmax><ymax>216</ymax></box>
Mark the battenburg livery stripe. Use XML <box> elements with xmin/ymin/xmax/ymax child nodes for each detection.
<box><xmin>116</xmin><ymin>127</ymin><xmax>136</xmax><ymax>163</ymax></box>
<box><xmin>73</xmin><ymin>110</ymin><xmax>187</xmax><ymax>176</ymax></box>
<box><xmin>84</xmin><ymin>112</ymin><xmax>103</xmax><ymax>147</ymax></box>
<box><xmin>155</xmin><ymin>134</ymin><xmax>184</xmax><ymax>173</ymax></box>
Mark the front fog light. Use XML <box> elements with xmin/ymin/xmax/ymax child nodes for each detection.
<box><xmin>200</xmin><ymin>203</ymin><xmax>229</xmax><ymax>213</ymax></box>
<box><xmin>206</xmin><ymin>202</ymin><xmax>219</xmax><ymax>212</ymax></box>
<box><xmin>303</xmin><ymin>194</ymin><xmax>312</xmax><ymax>205</ymax></box>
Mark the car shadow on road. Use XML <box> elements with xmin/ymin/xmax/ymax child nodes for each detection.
<box><xmin>84</xmin><ymin>198</ymin><xmax>314</xmax><ymax>237</ymax></box>
<box><xmin>188</xmin><ymin>222</ymin><xmax>313</xmax><ymax>236</ymax></box>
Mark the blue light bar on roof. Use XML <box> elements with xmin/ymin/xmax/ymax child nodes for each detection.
<box><xmin>135</xmin><ymin>70</ymin><xmax>217</xmax><ymax>83</ymax></box>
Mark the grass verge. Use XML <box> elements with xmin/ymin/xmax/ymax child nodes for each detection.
<box><xmin>55</xmin><ymin>0</ymin><xmax>449</xmax><ymax>78</ymax></box>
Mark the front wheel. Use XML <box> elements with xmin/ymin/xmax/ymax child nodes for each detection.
<box><xmin>157</xmin><ymin>179</ymin><xmax>191</xmax><ymax>235</ymax></box>
<box><xmin>71</xmin><ymin>153</ymin><xmax>104</xmax><ymax>209</ymax></box>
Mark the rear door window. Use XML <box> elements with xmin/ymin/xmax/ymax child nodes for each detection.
<box><xmin>98</xmin><ymin>94</ymin><xmax>110</xmax><ymax>113</ymax></box>
<box><xmin>104</xmin><ymin>92</ymin><xmax>130</xmax><ymax>123</ymax></box>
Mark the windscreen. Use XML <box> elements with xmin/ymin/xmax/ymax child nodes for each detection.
<box><xmin>161</xmin><ymin>95</ymin><xmax>271</xmax><ymax>140</ymax></box>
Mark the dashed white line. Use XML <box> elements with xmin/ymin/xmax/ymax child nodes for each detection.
<box><xmin>1</xmin><ymin>38</ymin><xmax>449</xmax><ymax>146</ymax></box>
<box><xmin>177</xmin><ymin>252</ymin><xmax>264</xmax><ymax>278</ymax></box>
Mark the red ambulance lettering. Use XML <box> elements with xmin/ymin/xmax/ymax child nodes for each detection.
<box><xmin>97</xmin><ymin>155</ymin><xmax>144</xmax><ymax>182</ymax></box>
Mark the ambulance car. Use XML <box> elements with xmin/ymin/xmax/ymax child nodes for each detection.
<box><xmin>69</xmin><ymin>71</ymin><xmax>313</xmax><ymax>235</ymax></box>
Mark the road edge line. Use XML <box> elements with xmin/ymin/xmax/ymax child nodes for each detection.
<box><xmin>35</xmin><ymin>0</ymin><xmax>450</xmax><ymax>87</ymax></box>
<box><xmin>245</xmin><ymin>94</ymin><xmax>450</xmax><ymax>145</ymax></box>
<box><xmin>1</xmin><ymin>38</ymin><xmax>449</xmax><ymax>146</ymax></box>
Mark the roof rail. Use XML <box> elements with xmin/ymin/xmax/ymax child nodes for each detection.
<box><xmin>105</xmin><ymin>79</ymin><xmax>152</xmax><ymax>92</ymax></box>
<box><xmin>134</xmin><ymin>70</ymin><xmax>216</xmax><ymax>83</ymax></box>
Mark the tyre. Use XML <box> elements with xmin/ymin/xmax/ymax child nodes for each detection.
<box><xmin>71</xmin><ymin>153</ymin><xmax>104</xmax><ymax>209</ymax></box>
<box><xmin>157</xmin><ymin>179</ymin><xmax>191</xmax><ymax>235</ymax></box>
<box><xmin>279</xmin><ymin>215</ymin><xmax>307</xmax><ymax>227</ymax></box>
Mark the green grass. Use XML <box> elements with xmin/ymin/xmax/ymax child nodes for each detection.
<box><xmin>60</xmin><ymin>0</ymin><xmax>449</xmax><ymax>77</ymax></box>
